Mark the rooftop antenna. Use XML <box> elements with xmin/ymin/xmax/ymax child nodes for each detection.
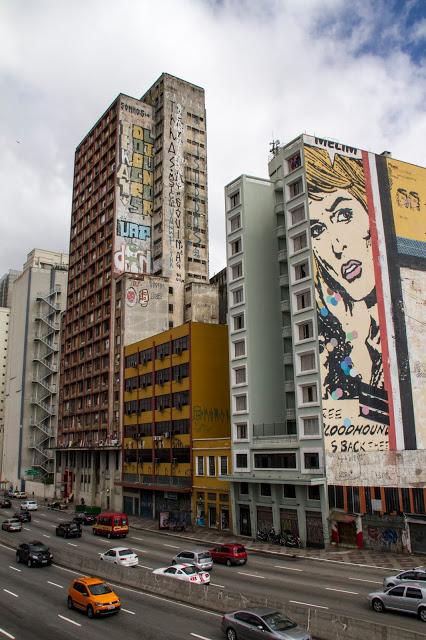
<box><xmin>270</xmin><ymin>139</ymin><xmax>280</xmax><ymax>157</ymax></box>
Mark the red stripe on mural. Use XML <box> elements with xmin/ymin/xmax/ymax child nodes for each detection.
<box><xmin>362</xmin><ymin>151</ymin><xmax>396</xmax><ymax>450</ymax></box>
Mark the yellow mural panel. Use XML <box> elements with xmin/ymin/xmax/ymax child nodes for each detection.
<box><xmin>387</xmin><ymin>159</ymin><xmax>426</xmax><ymax>243</ymax></box>
<box><xmin>132</xmin><ymin>152</ymin><xmax>143</xmax><ymax>168</ymax></box>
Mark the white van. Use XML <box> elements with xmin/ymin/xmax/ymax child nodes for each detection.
<box><xmin>21</xmin><ymin>500</ymin><xmax>38</xmax><ymax>511</ymax></box>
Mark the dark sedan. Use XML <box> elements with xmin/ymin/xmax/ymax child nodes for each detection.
<box><xmin>56</xmin><ymin>521</ymin><xmax>82</xmax><ymax>538</ymax></box>
<box><xmin>16</xmin><ymin>541</ymin><xmax>53</xmax><ymax>567</ymax></box>
<box><xmin>0</xmin><ymin>498</ymin><xmax>12</xmax><ymax>508</ymax></box>
<box><xmin>13</xmin><ymin>510</ymin><xmax>31</xmax><ymax>523</ymax></box>
<box><xmin>221</xmin><ymin>608</ymin><xmax>311</xmax><ymax>640</ymax></box>
<box><xmin>73</xmin><ymin>512</ymin><xmax>96</xmax><ymax>526</ymax></box>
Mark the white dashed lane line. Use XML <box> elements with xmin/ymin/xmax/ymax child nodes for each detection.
<box><xmin>121</xmin><ymin>608</ymin><xmax>135</xmax><ymax>615</ymax></box>
<box><xmin>348</xmin><ymin>577</ymin><xmax>382</xmax><ymax>584</ymax></box>
<box><xmin>47</xmin><ymin>581</ymin><xmax>63</xmax><ymax>589</ymax></box>
<box><xmin>0</xmin><ymin>627</ymin><xmax>15</xmax><ymax>639</ymax></box>
<box><xmin>33</xmin><ymin>520</ymin><xmax>40</xmax><ymax>524</ymax></box>
<box><xmin>129</xmin><ymin>536</ymin><xmax>144</xmax><ymax>542</ymax></box>
<box><xmin>273</xmin><ymin>565</ymin><xmax>303</xmax><ymax>572</ymax></box>
<box><xmin>3</xmin><ymin>589</ymin><xmax>18</xmax><ymax>598</ymax></box>
<box><xmin>58</xmin><ymin>615</ymin><xmax>81</xmax><ymax>627</ymax></box>
<box><xmin>42</xmin><ymin>534</ymin><xmax>50</xmax><ymax>538</ymax></box>
<box><xmin>326</xmin><ymin>587</ymin><xmax>358</xmax><ymax>595</ymax></box>
<box><xmin>67</xmin><ymin>543</ymin><xmax>78</xmax><ymax>547</ymax></box>
<box><xmin>138</xmin><ymin>564</ymin><xmax>153</xmax><ymax>570</ymax></box>
<box><xmin>290</xmin><ymin>600</ymin><xmax>328</xmax><ymax>609</ymax></box>
<box><xmin>162</xmin><ymin>544</ymin><xmax>180</xmax><ymax>549</ymax></box>
<box><xmin>23</xmin><ymin>527</ymin><xmax>31</xmax><ymax>531</ymax></box>
<box><xmin>237</xmin><ymin>571</ymin><xmax>265</xmax><ymax>579</ymax></box>
<box><xmin>9</xmin><ymin>566</ymin><xmax>21</xmax><ymax>572</ymax></box>
<box><xmin>210</xmin><ymin>583</ymin><xmax>224</xmax><ymax>589</ymax></box>
<box><xmin>191</xmin><ymin>634</ymin><xmax>213</xmax><ymax>640</ymax></box>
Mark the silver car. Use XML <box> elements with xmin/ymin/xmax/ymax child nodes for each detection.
<box><xmin>383</xmin><ymin>566</ymin><xmax>426</xmax><ymax>589</ymax></box>
<box><xmin>221</xmin><ymin>608</ymin><xmax>311</xmax><ymax>640</ymax></box>
<box><xmin>172</xmin><ymin>549</ymin><xmax>213</xmax><ymax>571</ymax></box>
<box><xmin>368</xmin><ymin>583</ymin><xmax>426</xmax><ymax>622</ymax></box>
<box><xmin>2</xmin><ymin>518</ymin><xmax>22</xmax><ymax>532</ymax></box>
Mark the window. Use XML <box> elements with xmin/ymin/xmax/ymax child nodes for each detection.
<box><xmin>219</xmin><ymin>457</ymin><xmax>228</xmax><ymax>475</ymax></box>
<box><xmin>388</xmin><ymin>586</ymin><xmax>405</xmax><ymax>597</ymax></box>
<box><xmin>288</xmin><ymin>178</ymin><xmax>303</xmax><ymax>199</ymax></box>
<box><xmin>125</xmin><ymin>353</ymin><xmax>138</xmax><ymax>368</ymax></box>
<box><xmin>231</xmin><ymin>262</ymin><xmax>243</xmax><ymax>280</ymax></box>
<box><xmin>413</xmin><ymin>488</ymin><xmax>425</xmax><ymax>514</ymax></box>
<box><xmin>292</xmin><ymin>232</ymin><xmax>307</xmax><ymax>252</ymax></box>
<box><xmin>300</xmin><ymin>352</ymin><xmax>315</xmax><ymax>372</ymax></box>
<box><xmin>304</xmin><ymin>451</ymin><xmax>320</xmax><ymax>469</ymax></box>
<box><xmin>301</xmin><ymin>384</ymin><xmax>318</xmax><ymax>404</ymax></box>
<box><xmin>236</xmin><ymin>422</ymin><xmax>248</xmax><ymax>439</ymax></box>
<box><xmin>290</xmin><ymin>205</ymin><xmax>305</xmax><ymax>226</ymax></box>
<box><xmin>260</xmin><ymin>483</ymin><xmax>272</xmax><ymax>497</ymax></box>
<box><xmin>156</xmin><ymin>342</ymin><xmax>171</xmax><ymax>359</ymax></box>
<box><xmin>296</xmin><ymin>290</ymin><xmax>311</xmax><ymax>311</ymax></box>
<box><xmin>254</xmin><ymin>452</ymin><xmax>296</xmax><ymax>469</ymax></box>
<box><xmin>233</xmin><ymin>314</ymin><xmax>244</xmax><ymax>331</ymax></box>
<box><xmin>287</xmin><ymin>152</ymin><xmax>301</xmax><ymax>172</ymax></box>
<box><xmin>236</xmin><ymin>453</ymin><xmax>248</xmax><ymax>469</ymax></box>
<box><xmin>139</xmin><ymin>348</ymin><xmax>153</xmax><ymax>364</ymax></box>
<box><xmin>283</xmin><ymin>484</ymin><xmax>296</xmax><ymax>499</ymax></box>
<box><xmin>240</xmin><ymin>482</ymin><xmax>249</xmax><ymax>495</ymax></box>
<box><xmin>406</xmin><ymin>587</ymin><xmax>422</xmax><ymax>599</ymax></box>
<box><xmin>308</xmin><ymin>485</ymin><xmax>321</xmax><ymax>500</ymax></box>
<box><xmin>297</xmin><ymin>321</ymin><xmax>313</xmax><ymax>341</ymax></box>
<box><xmin>196</xmin><ymin>456</ymin><xmax>204</xmax><ymax>476</ymax></box>
<box><xmin>173</xmin><ymin>335</ymin><xmax>189</xmax><ymax>354</ymax></box>
<box><xmin>234</xmin><ymin>340</ymin><xmax>245</xmax><ymax>357</ymax></box>
<box><xmin>208</xmin><ymin>456</ymin><xmax>216</xmax><ymax>476</ymax></box>
<box><xmin>235</xmin><ymin>395</ymin><xmax>247</xmax><ymax>411</ymax></box>
<box><xmin>230</xmin><ymin>214</ymin><xmax>241</xmax><ymax>232</ymax></box>
<box><xmin>231</xmin><ymin>238</ymin><xmax>242</xmax><ymax>255</ymax></box>
<box><xmin>234</xmin><ymin>367</ymin><xmax>246</xmax><ymax>384</ymax></box>
<box><xmin>294</xmin><ymin>261</ymin><xmax>309</xmax><ymax>280</ymax></box>
<box><xmin>384</xmin><ymin>487</ymin><xmax>399</xmax><ymax>513</ymax></box>
<box><xmin>232</xmin><ymin>287</ymin><xmax>243</xmax><ymax>305</ymax></box>
<box><xmin>301</xmin><ymin>416</ymin><xmax>319</xmax><ymax>436</ymax></box>
<box><xmin>230</xmin><ymin>191</ymin><xmax>240</xmax><ymax>208</ymax></box>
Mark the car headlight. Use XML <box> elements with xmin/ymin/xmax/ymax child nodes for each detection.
<box><xmin>31</xmin><ymin>554</ymin><xmax>39</xmax><ymax>559</ymax></box>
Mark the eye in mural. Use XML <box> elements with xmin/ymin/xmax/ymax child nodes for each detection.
<box><xmin>304</xmin><ymin>145</ymin><xmax>390</xmax><ymax>451</ymax></box>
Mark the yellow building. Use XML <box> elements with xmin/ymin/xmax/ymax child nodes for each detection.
<box><xmin>122</xmin><ymin>322</ymin><xmax>231</xmax><ymax>528</ymax></box>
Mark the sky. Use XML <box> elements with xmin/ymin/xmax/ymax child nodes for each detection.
<box><xmin>0</xmin><ymin>0</ymin><xmax>425</xmax><ymax>277</ymax></box>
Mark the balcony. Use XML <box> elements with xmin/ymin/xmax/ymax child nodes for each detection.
<box><xmin>284</xmin><ymin>380</ymin><xmax>295</xmax><ymax>393</ymax></box>
<box><xmin>278</xmin><ymin>248</ymin><xmax>287</xmax><ymax>262</ymax></box>
<box><xmin>253</xmin><ymin>422</ymin><xmax>296</xmax><ymax>437</ymax></box>
<box><xmin>282</xmin><ymin>325</ymin><xmax>292</xmax><ymax>338</ymax></box>
<box><xmin>280</xmin><ymin>300</ymin><xmax>290</xmax><ymax>312</ymax></box>
<box><xmin>279</xmin><ymin>273</ymin><xmax>289</xmax><ymax>287</ymax></box>
<box><xmin>286</xmin><ymin>408</ymin><xmax>296</xmax><ymax>421</ymax></box>
<box><xmin>276</xmin><ymin>226</ymin><xmax>285</xmax><ymax>239</ymax></box>
<box><xmin>283</xmin><ymin>353</ymin><xmax>293</xmax><ymax>365</ymax></box>
<box><xmin>274</xmin><ymin>178</ymin><xmax>284</xmax><ymax>192</ymax></box>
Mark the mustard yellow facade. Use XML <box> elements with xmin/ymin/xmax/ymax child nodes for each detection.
<box><xmin>122</xmin><ymin>322</ymin><xmax>230</xmax><ymax>526</ymax></box>
<box><xmin>192</xmin><ymin>436</ymin><xmax>232</xmax><ymax>530</ymax></box>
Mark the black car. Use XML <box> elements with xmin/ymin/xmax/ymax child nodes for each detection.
<box><xmin>73</xmin><ymin>512</ymin><xmax>96</xmax><ymax>526</ymax></box>
<box><xmin>16</xmin><ymin>541</ymin><xmax>53</xmax><ymax>567</ymax></box>
<box><xmin>0</xmin><ymin>498</ymin><xmax>11</xmax><ymax>508</ymax></box>
<box><xmin>56</xmin><ymin>521</ymin><xmax>82</xmax><ymax>538</ymax></box>
<box><xmin>13</xmin><ymin>510</ymin><xmax>31</xmax><ymax>523</ymax></box>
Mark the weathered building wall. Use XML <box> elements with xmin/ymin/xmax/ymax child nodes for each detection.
<box><xmin>326</xmin><ymin>449</ymin><xmax>426</xmax><ymax>486</ymax></box>
<box><xmin>184</xmin><ymin>282</ymin><xmax>219</xmax><ymax>324</ymax></box>
<box><xmin>122</xmin><ymin>274</ymin><xmax>169</xmax><ymax>346</ymax></box>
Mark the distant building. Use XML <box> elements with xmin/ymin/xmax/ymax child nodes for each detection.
<box><xmin>122</xmin><ymin>322</ymin><xmax>230</xmax><ymax>525</ymax></box>
<box><xmin>0</xmin><ymin>270</ymin><xmax>20</xmax><ymax>307</ymax></box>
<box><xmin>210</xmin><ymin>268</ymin><xmax>228</xmax><ymax>325</ymax></box>
<box><xmin>0</xmin><ymin>307</ymin><xmax>10</xmax><ymax>481</ymax></box>
<box><xmin>2</xmin><ymin>250</ymin><xmax>68</xmax><ymax>493</ymax></box>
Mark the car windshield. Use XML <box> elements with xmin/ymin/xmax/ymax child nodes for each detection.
<box><xmin>235</xmin><ymin>547</ymin><xmax>245</xmax><ymax>553</ymax></box>
<box><xmin>198</xmin><ymin>552</ymin><xmax>211</xmax><ymax>560</ymax></box>
<box><xmin>118</xmin><ymin>549</ymin><xmax>133</xmax><ymax>556</ymax></box>
<box><xmin>181</xmin><ymin>566</ymin><xmax>198</xmax><ymax>575</ymax></box>
<box><xmin>89</xmin><ymin>583</ymin><xmax>112</xmax><ymax>595</ymax></box>
<box><xmin>262</xmin><ymin>613</ymin><xmax>297</xmax><ymax>631</ymax></box>
<box><xmin>30</xmin><ymin>544</ymin><xmax>48</xmax><ymax>552</ymax></box>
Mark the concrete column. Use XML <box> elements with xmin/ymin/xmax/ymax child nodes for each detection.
<box><xmin>272</xmin><ymin>484</ymin><xmax>281</xmax><ymax>532</ymax></box>
<box><xmin>229</xmin><ymin>482</ymin><xmax>238</xmax><ymax>535</ymax></box>
<box><xmin>248</xmin><ymin>483</ymin><xmax>257</xmax><ymax>539</ymax></box>
<box><xmin>319</xmin><ymin>482</ymin><xmax>330</xmax><ymax>546</ymax></box>
<box><xmin>295</xmin><ymin>484</ymin><xmax>307</xmax><ymax>545</ymax></box>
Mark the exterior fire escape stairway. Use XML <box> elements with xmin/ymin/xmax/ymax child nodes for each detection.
<box><xmin>30</xmin><ymin>288</ymin><xmax>61</xmax><ymax>478</ymax></box>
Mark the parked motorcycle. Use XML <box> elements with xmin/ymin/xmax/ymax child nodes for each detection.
<box><xmin>257</xmin><ymin>529</ymin><xmax>268</xmax><ymax>542</ymax></box>
<box><xmin>281</xmin><ymin>530</ymin><xmax>302</xmax><ymax>548</ymax></box>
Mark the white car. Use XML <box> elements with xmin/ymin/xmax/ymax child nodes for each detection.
<box><xmin>152</xmin><ymin>563</ymin><xmax>210</xmax><ymax>585</ymax></box>
<box><xmin>21</xmin><ymin>500</ymin><xmax>38</xmax><ymax>511</ymax></box>
<box><xmin>100</xmin><ymin>547</ymin><xmax>138</xmax><ymax>567</ymax></box>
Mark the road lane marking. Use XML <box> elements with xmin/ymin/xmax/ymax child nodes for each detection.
<box><xmin>210</xmin><ymin>583</ymin><xmax>224</xmax><ymax>588</ymax></box>
<box><xmin>290</xmin><ymin>600</ymin><xmax>328</xmax><ymax>609</ymax></box>
<box><xmin>40</xmin><ymin>513</ymin><xmax>46</xmax><ymax>517</ymax></box>
<box><xmin>238</xmin><ymin>571</ymin><xmax>265</xmax><ymax>579</ymax></box>
<box><xmin>48</xmin><ymin>581</ymin><xmax>63</xmax><ymax>589</ymax></box>
<box><xmin>163</xmin><ymin>543</ymin><xmax>180</xmax><ymax>549</ymax></box>
<box><xmin>9</xmin><ymin>566</ymin><xmax>21</xmax><ymax>572</ymax></box>
<box><xmin>3</xmin><ymin>589</ymin><xmax>18</xmax><ymax>598</ymax></box>
<box><xmin>0</xmin><ymin>544</ymin><xmax>13</xmax><ymax>552</ymax></box>
<box><xmin>23</xmin><ymin>527</ymin><xmax>31</xmax><ymax>531</ymax></box>
<box><xmin>58</xmin><ymin>615</ymin><xmax>81</xmax><ymax>627</ymax></box>
<box><xmin>67</xmin><ymin>543</ymin><xmax>78</xmax><ymax>547</ymax></box>
<box><xmin>0</xmin><ymin>628</ymin><xmax>15</xmax><ymax>639</ymax></box>
<box><xmin>42</xmin><ymin>534</ymin><xmax>50</xmax><ymax>538</ymax></box>
<box><xmin>273</xmin><ymin>565</ymin><xmax>303</xmax><ymax>571</ymax></box>
<box><xmin>326</xmin><ymin>587</ymin><xmax>358</xmax><ymax>595</ymax></box>
<box><xmin>191</xmin><ymin>635</ymin><xmax>213</xmax><ymax>640</ymax></box>
<box><xmin>294</xmin><ymin>554</ymin><xmax>394</xmax><ymax>570</ymax></box>
<box><xmin>129</xmin><ymin>536</ymin><xmax>144</xmax><ymax>541</ymax></box>
<box><xmin>130</xmin><ymin>547</ymin><xmax>144</xmax><ymax>553</ymax></box>
<box><xmin>54</xmin><ymin>565</ymin><xmax>79</xmax><ymax>575</ymax></box>
<box><xmin>121</xmin><ymin>608</ymin><xmax>135</xmax><ymax>615</ymax></box>
<box><xmin>348</xmin><ymin>577</ymin><xmax>382</xmax><ymax>584</ymax></box>
<box><xmin>33</xmin><ymin>520</ymin><xmax>40</xmax><ymax>523</ymax></box>
<box><xmin>138</xmin><ymin>564</ymin><xmax>153</xmax><ymax>570</ymax></box>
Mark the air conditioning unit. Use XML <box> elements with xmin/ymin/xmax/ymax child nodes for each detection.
<box><xmin>159</xmin><ymin>353</ymin><xmax>165</xmax><ymax>360</ymax></box>
<box><xmin>175</xmin><ymin>346</ymin><xmax>182</xmax><ymax>355</ymax></box>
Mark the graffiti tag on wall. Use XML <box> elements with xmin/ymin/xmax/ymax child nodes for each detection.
<box><xmin>167</xmin><ymin>101</ymin><xmax>184</xmax><ymax>281</ymax></box>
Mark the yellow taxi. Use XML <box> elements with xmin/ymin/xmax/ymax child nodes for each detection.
<box><xmin>67</xmin><ymin>576</ymin><xmax>121</xmax><ymax>618</ymax></box>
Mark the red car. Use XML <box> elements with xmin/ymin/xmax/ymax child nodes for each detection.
<box><xmin>209</xmin><ymin>543</ymin><xmax>247</xmax><ymax>566</ymax></box>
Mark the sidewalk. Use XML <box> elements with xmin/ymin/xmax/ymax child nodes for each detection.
<box><xmin>128</xmin><ymin>516</ymin><xmax>425</xmax><ymax>570</ymax></box>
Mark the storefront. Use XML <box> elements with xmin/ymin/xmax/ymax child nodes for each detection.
<box><xmin>329</xmin><ymin>511</ymin><xmax>363</xmax><ymax>548</ymax></box>
<box><xmin>406</xmin><ymin>514</ymin><xmax>426</xmax><ymax>554</ymax></box>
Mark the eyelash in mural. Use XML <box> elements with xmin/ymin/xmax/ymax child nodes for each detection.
<box><xmin>335</xmin><ymin>208</ymin><xmax>353</xmax><ymax>223</ymax></box>
<box><xmin>310</xmin><ymin>221</ymin><xmax>326</xmax><ymax>238</ymax></box>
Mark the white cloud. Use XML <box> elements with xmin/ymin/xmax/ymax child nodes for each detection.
<box><xmin>0</xmin><ymin>0</ymin><xmax>425</xmax><ymax>276</ymax></box>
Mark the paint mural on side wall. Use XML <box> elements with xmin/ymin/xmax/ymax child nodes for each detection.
<box><xmin>122</xmin><ymin>276</ymin><xmax>169</xmax><ymax>346</ymax></box>
<box><xmin>114</xmin><ymin>97</ymin><xmax>154</xmax><ymax>276</ymax></box>
<box><xmin>304</xmin><ymin>138</ymin><xmax>393</xmax><ymax>453</ymax></box>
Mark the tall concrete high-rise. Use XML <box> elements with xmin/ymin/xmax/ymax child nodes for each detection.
<box><xmin>57</xmin><ymin>74</ymin><xmax>218</xmax><ymax>508</ymax></box>
<box><xmin>0</xmin><ymin>270</ymin><xmax>20</xmax><ymax>308</ymax></box>
<box><xmin>2</xmin><ymin>249</ymin><xmax>68</xmax><ymax>493</ymax></box>
<box><xmin>0</xmin><ymin>306</ymin><xmax>10</xmax><ymax>480</ymax></box>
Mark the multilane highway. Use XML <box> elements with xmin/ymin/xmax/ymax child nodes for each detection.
<box><xmin>0</xmin><ymin>501</ymin><xmax>425</xmax><ymax>639</ymax></box>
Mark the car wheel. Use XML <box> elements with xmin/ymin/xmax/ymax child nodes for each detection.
<box><xmin>226</xmin><ymin>627</ymin><xmax>238</xmax><ymax>640</ymax></box>
<box><xmin>27</xmin><ymin>558</ymin><xmax>32</xmax><ymax>568</ymax></box>
<box><xmin>226</xmin><ymin>559</ymin><xmax>232</xmax><ymax>567</ymax></box>
<box><xmin>67</xmin><ymin>597</ymin><xmax>73</xmax><ymax>610</ymax></box>
<box><xmin>16</xmin><ymin>553</ymin><xmax>20</xmax><ymax>563</ymax></box>
<box><xmin>419</xmin><ymin>607</ymin><xmax>426</xmax><ymax>623</ymax></box>
<box><xmin>87</xmin><ymin>605</ymin><xmax>95</xmax><ymax>619</ymax></box>
<box><xmin>372</xmin><ymin>598</ymin><xmax>385</xmax><ymax>613</ymax></box>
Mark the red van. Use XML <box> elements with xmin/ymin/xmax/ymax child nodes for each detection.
<box><xmin>92</xmin><ymin>512</ymin><xmax>129</xmax><ymax>539</ymax></box>
<box><xmin>209</xmin><ymin>543</ymin><xmax>247</xmax><ymax>566</ymax></box>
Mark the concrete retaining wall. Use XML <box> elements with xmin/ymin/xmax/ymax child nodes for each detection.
<box><xmin>2</xmin><ymin>533</ymin><xmax>425</xmax><ymax>640</ymax></box>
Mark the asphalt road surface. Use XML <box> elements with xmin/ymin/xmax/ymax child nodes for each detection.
<box><xmin>1</xmin><ymin>501</ymin><xmax>425</xmax><ymax>639</ymax></box>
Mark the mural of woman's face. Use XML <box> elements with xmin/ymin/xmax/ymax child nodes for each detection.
<box><xmin>309</xmin><ymin>188</ymin><xmax>374</xmax><ymax>302</ymax></box>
